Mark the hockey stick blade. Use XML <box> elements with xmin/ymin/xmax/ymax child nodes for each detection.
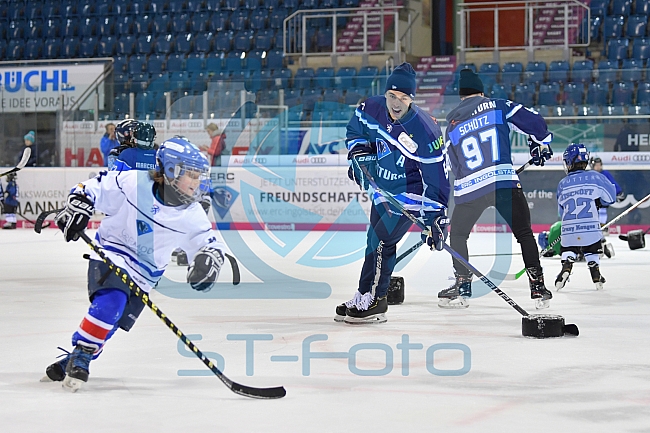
<box><xmin>0</xmin><ymin>147</ymin><xmax>31</xmax><ymax>178</ymax></box>
<box><xmin>77</xmin><ymin>232</ymin><xmax>285</xmax><ymax>399</ymax></box>
<box><xmin>563</xmin><ymin>323</ymin><xmax>579</xmax><ymax>336</ymax></box>
<box><xmin>225</xmin><ymin>253</ymin><xmax>241</xmax><ymax>285</ymax></box>
<box><xmin>34</xmin><ymin>209</ymin><xmax>62</xmax><ymax>234</ymax></box>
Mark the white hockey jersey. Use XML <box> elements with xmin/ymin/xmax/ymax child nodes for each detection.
<box><xmin>73</xmin><ymin>170</ymin><xmax>226</xmax><ymax>292</ymax></box>
<box><xmin>556</xmin><ymin>170</ymin><xmax>616</xmax><ymax>247</ymax></box>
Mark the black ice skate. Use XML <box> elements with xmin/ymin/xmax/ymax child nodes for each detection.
<box><xmin>438</xmin><ymin>273</ymin><xmax>472</xmax><ymax>309</ymax></box>
<box><xmin>554</xmin><ymin>258</ymin><xmax>575</xmax><ymax>292</ymax></box>
<box><xmin>62</xmin><ymin>342</ymin><xmax>97</xmax><ymax>392</ymax></box>
<box><xmin>2</xmin><ymin>222</ymin><xmax>16</xmax><ymax>229</ymax></box>
<box><xmin>40</xmin><ymin>347</ymin><xmax>71</xmax><ymax>382</ymax></box>
<box><xmin>173</xmin><ymin>249</ymin><xmax>189</xmax><ymax>266</ymax></box>
<box><xmin>602</xmin><ymin>240</ymin><xmax>615</xmax><ymax>259</ymax></box>
<box><xmin>334</xmin><ymin>292</ymin><xmax>362</xmax><ymax>322</ymax></box>
<box><xmin>527</xmin><ymin>266</ymin><xmax>552</xmax><ymax>309</ymax></box>
<box><xmin>588</xmin><ymin>261</ymin><xmax>606</xmax><ymax>290</ymax></box>
<box><xmin>344</xmin><ymin>293</ymin><xmax>387</xmax><ymax>324</ymax></box>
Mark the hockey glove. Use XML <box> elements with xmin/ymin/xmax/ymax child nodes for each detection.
<box><xmin>528</xmin><ymin>137</ymin><xmax>553</xmax><ymax>166</ymax></box>
<box><xmin>187</xmin><ymin>246</ymin><xmax>225</xmax><ymax>292</ymax></box>
<box><xmin>200</xmin><ymin>194</ymin><xmax>212</xmax><ymax>214</ymax></box>
<box><xmin>347</xmin><ymin>148</ymin><xmax>377</xmax><ymax>191</ymax></box>
<box><xmin>616</xmin><ymin>191</ymin><xmax>625</xmax><ymax>203</ymax></box>
<box><xmin>55</xmin><ymin>194</ymin><xmax>94</xmax><ymax>242</ymax></box>
<box><xmin>421</xmin><ymin>210</ymin><xmax>449</xmax><ymax>251</ymax></box>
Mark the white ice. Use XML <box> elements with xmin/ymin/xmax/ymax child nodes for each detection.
<box><xmin>1</xmin><ymin>229</ymin><xmax>650</xmax><ymax>432</ymax></box>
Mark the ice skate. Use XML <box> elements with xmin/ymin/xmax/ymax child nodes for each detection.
<box><xmin>588</xmin><ymin>261</ymin><xmax>606</xmax><ymax>290</ymax></box>
<box><xmin>554</xmin><ymin>258</ymin><xmax>574</xmax><ymax>292</ymax></box>
<box><xmin>62</xmin><ymin>342</ymin><xmax>97</xmax><ymax>392</ymax></box>
<box><xmin>173</xmin><ymin>249</ymin><xmax>189</xmax><ymax>266</ymax></box>
<box><xmin>344</xmin><ymin>293</ymin><xmax>387</xmax><ymax>324</ymax></box>
<box><xmin>2</xmin><ymin>222</ymin><xmax>16</xmax><ymax>229</ymax></box>
<box><xmin>602</xmin><ymin>240</ymin><xmax>615</xmax><ymax>259</ymax></box>
<box><xmin>527</xmin><ymin>266</ymin><xmax>552</xmax><ymax>309</ymax></box>
<box><xmin>334</xmin><ymin>291</ymin><xmax>362</xmax><ymax>322</ymax></box>
<box><xmin>40</xmin><ymin>347</ymin><xmax>71</xmax><ymax>382</ymax></box>
<box><xmin>438</xmin><ymin>273</ymin><xmax>472</xmax><ymax>309</ymax></box>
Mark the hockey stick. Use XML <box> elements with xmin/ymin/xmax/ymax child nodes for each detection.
<box><xmin>73</xmin><ymin>231</ymin><xmax>285</xmax><ymax>399</ymax></box>
<box><xmin>18</xmin><ymin>210</ymin><xmax>51</xmax><ymax>228</ymax></box>
<box><xmin>394</xmin><ymin>159</ymin><xmax>535</xmax><ymax>266</ymax></box>
<box><xmin>360</xmin><ymin>165</ymin><xmax>531</xmax><ymax>317</ymax></box>
<box><xmin>225</xmin><ymin>253</ymin><xmax>241</xmax><ymax>285</ymax></box>
<box><xmin>34</xmin><ymin>209</ymin><xmax>61</xmax><ymax>233</ymax></box>
<box><xmin>0</xmin><ymin>147</ymin><xmax>31</xmax><ymax>178</ymax></box>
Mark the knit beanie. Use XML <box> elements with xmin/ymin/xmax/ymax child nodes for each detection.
<box><xmin>385</xmin><ymin>62</ymin><xmax>417</xmax><ymax>99</ymax></box>
<box><xmin>24</xmin><ymin>130</ymin><xmax>35</xmax><ymax>143</ymax></box>
<box><xmin>458</xmin><ymin>69</ymin><xmax>484</xmax><ymax>96</ymax></box>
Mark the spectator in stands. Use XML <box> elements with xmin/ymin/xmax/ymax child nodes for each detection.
<box><xmin>100</xmin><ymin>123</ymin><xmax>119</xmax><ymax>167</ymax></box>
<box><xmin>17</xmin><ymin>130</ymin><xmax>38</xmax><ymax>167</ymax></box>
<box><xmin>614</xmin><ymin>124</ymin><xmax>639</xmax><ymax>152</ymax></box>
<box><xmin>205</xmin><ymin>123</ymin><xmax>226</xmax><ymax>166</ymax></box>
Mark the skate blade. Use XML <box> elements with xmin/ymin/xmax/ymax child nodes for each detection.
<box><xmin>344</xmin><ymin>313</ymin><xmax>387</xmax><ymax>324</ymax></box>
<box><xmin>535</xmin><ymin>299</ymin><xmax>550</xmax><ymax>310</ymax></box>
<box><xmin>40</xmin><ymin>375</ymin><xmax>54</xmax><ymax>383</ymax></box>
<box><xmin>62</xmin><ymin>376</ymin><xmax>83</xmax><ymax>393</ymax></box>
<box><xmin>438</xmin><ymin>298</ymin><xmax>469</xmax><ymax>309</ymax></box>
<box><xmin>595</xmin><ymin>282</ymin><xmax>604</xmax><ymax>290</ymax></box>
<box><xmin>333</xmin><ymin>314</ymin><xmax>346</xmax><ymax>323</ymax></box>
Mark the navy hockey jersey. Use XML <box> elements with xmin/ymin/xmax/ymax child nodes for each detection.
<box><xmin>557</xmin><ymin>170</ymin><xmax>616</xmax><ymax>247</ymax></box>
<box><xmin>346</xmin><ymin>95</ymin><xmax>449</xmax><ymax>213</ymax></box>
<box><xmin>109</xmin><ymin>147</ymin><xmax>157</xmax><ymax>172</ymax></box>
<box><xmin>445</xmin><ymin>97</ymin><xmax>552</xmax><ymax>204</ymax></box>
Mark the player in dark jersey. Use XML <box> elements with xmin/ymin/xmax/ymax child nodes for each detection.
<box><xmin>440</xmin><ymin>69</ymin><xmax>554</xmax><ymax>310</ymax></box>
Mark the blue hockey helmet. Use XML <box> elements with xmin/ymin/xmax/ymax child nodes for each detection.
<box><xmin>562</xmin><ymin>143</ymin><xmax>590</xmax><ymax>174</ymax></box>
<box><xmin>156</xmin><ymin>136</ymin><xmax>210</xmax><ymax>204</ymax></box>
<box><xmin>115</xmin><ymin>119</ymin><xmax>138</xmax><ymax>146</ymax></box>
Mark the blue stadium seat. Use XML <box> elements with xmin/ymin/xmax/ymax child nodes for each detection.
<box><xmin>205</xmin><ymin>0</ymin><xmax>222</xmax><ymax>11</ymax></box>
<box><xmin>155</xmin><ymin>34</ymin><xmax>174</xmax><ymax>54</ymax></box>
<box><xmin>610</xmin><ymin>0</ymin><xmax>632</xmax><ymax>15</ymax></box>
<box><xmin>208</xmin><ymin>11</ymin><xmax>230</xmax><ymax>32</ymax></box>
<box><xmin>261</xmin><ymin>0</ymin><xmax>281</xmax><ymax>10</ymax></box>
<box><xmin>215</xmin><ymin>32</ymin><xmax>233</xmax><ymax>52</ymax></box>
<box><xmin>629</xmin><ymin>105</ymin><xmax>650</xmax><ymax>122</ymax></box>
<box><xmin>80</xmin><ymin>37</ymin><xmax>98</xmax><ymax>57</ymax></box>
<box><xmin>455</xmin><ymin>63</ymin><xmax>477</xmax><ymax>72</ymax></box>
<box><xmin>24</xmin><ymin>39</ymin><xmax>43</xmax><ymax>60</ymax></box>
<box><xmin>272</xmin><ymin>68</ymin><xmax>292</xmax><ymax>89</ymax></box>
<box><xmin>344</xmin><ymin>89</ymin><xmax>364</xmax><ymax>105</ymax></box>
<box><xmin>117</xmin><ymin>35</ymin><xmax>136</xmax><ymax>56</ymax></box>
<box><xmin>169</xmin><ymin>71</ymin><xmax>190</xmax><ymax>91</ymax></box>
<box><xmin>6</xmin><ymin>40</ymin><xmax>23</xmax><ymax>61</ymax></box>
<box><xmin>607</xmin><ymin>38</ymin><xmax>629</xmax><ymax>61</ymax></box>
<box><xmin>294</xmin><ymin>68</ymin><xmax>315</xmax><ymax>89</ymax></box>
<box><xmin>572</xmin><ymin>60</ymin><xmax>594</xmax><ymax>83</ymax></box>
<box><xmin>244</xmin><ymin>0</ymin><xmax>261</xmax><ymax>9</ymax></box>
<box><xmin>254</xmin><ymin>29</ymin><xmax>274</xmax><ymax>51</ymax></box>
<box><xmin>137</xmin><ymin>35</ymin><xmax>155</xmax><ymax>55</ymax></box>
<box><xmin>563</xmin><ymin>82</ymin><xmax>584</xmax><ymax>105</ymax></box>
<box><xmin>597</xmin><ymin>60</ymin><xmax>620</xmax><ymax>82</ymax></box>
<box><xmin>626</xmin><ymin>14</ymin><xmax>647</xmax><ymax>37</ymax></box>
<box><xmin>245</xmin><ymin>52</ymin><xmax>263</xmax><ymax>71</ymax></box>
<box><xmin>547</xmin><ymin>105</ymin><xmax>574</xmax><ymax>124</ymax></box>
<box><xmin>80</xmin><ymin>17</ymin><xmax>98</xmax><ymax>37</ymax></box>
<box><xmin>501</xmin><ymin>62</ymin><xmax>524</xmax><ymax>86</ymax></box>
<box><xmin>589</xmin><ymin>16</ymin><xmax>602</xmax><ymax>42</ymax></box>
<box><xmin>225</xmin><ymin>51</ymin><xmax>244</xmax><ymax>72</ymax></box>
<box><xmin>224</xmin><ymin>0</ymin><xmax>242</xmax><ymax>11</ymax></box>
<box><xmin>95</xmin><ymin>0</ymin><xmax>112</xmax><ymax>17</ymax></box>
<box><xmin>538</xmin><ymin>83</ymin><xmax>560</xmax><ymax>106</ymax></box>
<box><xmin>284</xmin><ymin>0</ymin><xmax>299</xmax><ymax>9</ymax></box>
<box><xmin>61</xmin><ymin>1</ymin><xmax>78</xmax><ymax>18</ymax></box>
<box><xmin>632</xmin><ymin>37</ymin><xmax>650</xmax><ymax>61</ymax></box>
<box><xmin>586</xmin><ymin>82</ymin><xmax>609</xmax><ymax>105</ymax></box>
<box><xmin>266</xmin><ymin>49</ymin><xmax>285</xmax><ymax>69</ymax></box>
<box><xmin>257</xmin><ymin>69</ymin><xmax>273</xmax><ymax>90</ymax></box>
<box><xmin>206</xmin><ymin>51</ymin><xmax>224</xmax><ymax>71</ymax></box>
<box><xmin>169</xmin><ymin>0</ymin><xmax>188</xmax><ymax>14</ymax></box>
<box><xmin>478</xmin><ymin>62</ymin><xmax>500</xmax><ymax>87</ymax></box>
<box><xmin>637</xmin><ymin>0</ymin><xmax>650</xmax><ymax>14</ymax></box>
<box><xmin>269</xmin><ymin>9</ymin><xmax>288</xmax><ymax>29</ymax></box>
<box><xmin>148</xmin><ymin>54</ymin><xmax>167</xmax><ymax>73</ymax></box>
<box><xmin>602</xmin><ymin>105</ymin><xmax>626</xmax><ymax>123</ymax></box>
<box><xmin>150</xmin><ymin>0</ymin><xmax>171</xmax><ymax>14</ymax></box>
<box><xmin>357</xmin><ymin>66</ymin><xmax>379</xmax><ymax>85</ymax></box>
<box><xmin>44</xmin><ymin>18</ymin><xmax>61</xmax><ymax>38</ymax></box>
<box><xmin>128</xmin><ymin>55</ymin><xmax>147</xmax><ymax>75</ymax></box>
<box><xmin>230</xmin><ymin>9</ymin><xmax>249</xmax><ymax>31</ymax></box>
<box><xmin>315</xmin><ymin>67</ymin><xmax>335</xmax><ymax>88</ymax></box>
<box><xmin>250</xmin><ymin>9</ymin><xmax>267</xmax><ymax>29</ymax></box>
<box><xmin>133</xmin><ymin>15</ymin><xmax>151</xmax><ymax>34</ymax></box>
<box><xmin>576</xmin><ymin>105</ymin><xmax>601</xmax><ymax>123</ymax></box>
<box><xmin>171</xmin><ymin>13</ymin><xmax>190</xmax><ymax>34</ymax></box>
<box><xmin>322</xmin><ymin>88</ymin><xmax>342</xmax><ymax>103</ymax></box>
<box><xmin>43</xmin><ymin>39</ymin><xmax>62</xmax><ymax>59</ymax></box>
<box><xmin>191</xmin><ymin>12</ymin><xmax>209</xmax><ymax>33</ymax></box>
<box><xmin>135</xmin><ymin>92</ymin><xmax>155</xmax><ymax>118</ymax></box>
<box><xmin>61</xmin><ymin>19</ymin><xmax>78</xmax><ymax>38</ymax></box>
<box><xmin>302</xmin><ymin>88</ymin><xmax>321</xmax><ymax>111</ymax></box>
<box><xmin>548</xmin><ymin>60</ymin><xmax>570</xmax><ymax>83</ymax></box>
<box><xmin>247</xmin><ymin>70</ymin><xmax>262</xmax><ymax>92</ymax></box>
<box><xmin>316</xmin><ymin>28</ymin><xmax>334</xmax><ymax>51</ymax></box>
<box><xmin>175</xmin><ymin>33</ymin><xmax>194</xmax><ymax>53</ymax></box>
<box><xmin>27</xmin><ymin>20</ymin><xmax>43</xmax><ymax>40</ymax></box>
<box><xmin>637</xmin><ymin>82</ymin><xmax>650</xmax><ymax>105</ymax></box>
<box><xmin>190</xmin><ymin>73</ymin><xmax>208</xmax><ymax>93</ymax></box>
<box><xmin>525</xmin><ymin>61</ymin><xmax>547</xmax><ymax>85</ymax></box>
<box><xmin>166</xmin><ymin>53</ymin><xmax>187</xmax><ymax>71</ymax></box>
<box><xmin>61</xmin><ymin>37</ymin><xmax>80</xmax><ymax>58</ymax></box>
<box><xmin>98</xmin><ymin>17</ymin><xmax>115</xmax><ymax>36</ymax></box>
<box><xmin>335</xmin><ymin>67</ymin><xmax>357</xmax><ymax>88</ymax></box>
<box><xmin>234</xmin><ymin>32</ymin><xmax>253</xmax><ymax>51</ymax></box>
<box><xmin>612</xmin><ymin>81</ymin><xmax>634</xmax><ymax>105</ymax></box>
<box><xmin>113</xmin><ymin>55</ymin><xmax>128</xmax><ymax>74</ymax></box>
<box><xmin>621</xmin><ymin>58</ymin><xmax>644</xmax><ymax>81</ymax></box>
<box><xmin>490</xmin><ymin>83</ymin><xmax>509</xmax><ymax>99</ymax></box>
<box><xmin>195</xmin><ymin>32</ymin><xmax>214</xmax><ymax>53</ymax></box>
<box><xmin>603</xmin><ymin>15</ymin><xmax>625</xmax><ymax>39</ymax></box>
<box><xmin>26</xmin><ymin>2</ymin><xmax>43</xmax><ymax>20</ymax></box>
<box><xmin>114</xmin><ymin>74</ymin><xmax>130</xmax><ymax>94</ymax></box>
<box><xmin>514</xmin><ymin>83</ymin><xmax>534</xmax><ymax>106</ymax></box>
<box><xmin>153</xmin><ymin>14</ymin><xmax>171</xmax><ymax>34</ymax></box>
<box><xmin>186</xmin><ymin>53</ymin><xmax>205</xmax><ymax>71</ymax></box>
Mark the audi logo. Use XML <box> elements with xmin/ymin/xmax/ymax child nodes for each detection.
<box><xmin>633</xmin><ymin>155</ymin><xmax>650</xmax><ymax>161</ymax></box>
<box><xmin>310</xmin><ymin>157</ymin><xmax>327</xmax><ymax>164</ymax></box>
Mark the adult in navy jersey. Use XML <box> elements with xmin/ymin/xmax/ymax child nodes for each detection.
<box><xmin>109</xmin><ymin>121</ymin><xmax>157</xmax><ymax>172</ymax></box>
<box><xmin>589</xmin><ymin>157</ymin><xmax>624</xmax><ymax>229</ymax></box>
<box><xmin>42</xmin><ymin>137</ymin><xmax>229</xmax><ymax>392</ymax></box>
<box><xmin>335</xmin><ymin>62</ymin><xmax>450</xmax><ymax>324</ymax></box>
<box><xmin>439</xmin><ymin>69</ymin><xmax>554</xmax><ymax>310</ymax></box>
<box><xmin>555</xmin><ymin>144</ymin><xmax>617</xmax><ymax>291</ymax></box>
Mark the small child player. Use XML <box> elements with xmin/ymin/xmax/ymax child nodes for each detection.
<box><xmin>42</xmin><ymin>136</ymin><xmax>229</xmax><ymax>392</ymax></box>
<box><xmin>2</xmin><ymin>172</ymin><xmax>18</xmax><ymax>229</ymax></box>
<box><xmin>555</xmin><ymin>143</ymin><xmax>617</xmax><ymax>291</ymax></box>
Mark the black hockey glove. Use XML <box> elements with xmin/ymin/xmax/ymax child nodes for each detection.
<box><xmin>595</xmin><ymin>198</ymin><xmax>603</xmax><ymax>209</ymax></box>
<box><xmin>528</xmin><ymin>137</ymin><xmax>553</xmax><ymax>166</ymax></box>
<box><xmin>421</xmin><ymin>210</ymin><xmax>449</xmax><ymax>251</ymax></box>
<box><xmin>200</xmin><ymin>194</ymin><xmax>212</xmax><ymax>214</ymax></box>
<box><xmin>348</xmin><ymin>147</ymin><xmax>377</xmax><ymax>191</ymax></box>
<box><xmin>187</xmin><ymin>246</ymin><xmax>225</xmax><ymax>292</ymax></box>
<box><xmin>55</xmin><ymin>194</ymin><xmax>94</xmax><ymax>242</ymax></box>
<box><xmin>616</xmin><ymin>191</ymin><xmax>625</xmax><ymax>202</ymax></box>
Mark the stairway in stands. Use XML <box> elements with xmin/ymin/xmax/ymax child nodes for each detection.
<box><xmin>336</xmin><ymin>0</ymin><xmax>401</xmax><ymax>52</ymax></box>
<box><xmin>413</xmin><ymin>56</ymin><xmax>456</xmax><ymax>112</ymax></box>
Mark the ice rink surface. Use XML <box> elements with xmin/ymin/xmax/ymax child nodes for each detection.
<box><xmin>1</xmin><ymin>228</ymin><xmax>650</xmax><ymax>433</ymax></box>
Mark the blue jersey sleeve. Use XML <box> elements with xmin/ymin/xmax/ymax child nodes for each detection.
<box><xmin>596</xmin><ymin>172</ymin><xmax>617</xmax><ymax>206</ymax></box>
<box><xmin>498</xmin><ymin>100</ymin><xmax>553</xmax><ymax>145</ymax></box>
<box><xmin>346</xmin><ymin>102</ymin><xmax>375</xmax><ymax>154</ymax></box>
<box><xmin>601</xmin><ymin>170</ymin><xmax>622</xmax><ymax>195</ymax></box>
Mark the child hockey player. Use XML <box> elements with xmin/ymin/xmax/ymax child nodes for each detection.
<box><xmin>42</xmin><ymin>136</ymin><xmax>229</xmax><ymax>392</ymax></box>
<box><xmin>2</xmin><ymin>172</ymin><xmax>18</xmax><ymax>229</ymax></box>
<box><xmin>555</xmin><ymin>143</ymin><xmax>617</xmax><ymax>291</ymax></box>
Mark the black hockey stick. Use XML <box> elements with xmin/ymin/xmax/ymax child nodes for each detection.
<box><xmin>0</xmin><ymin>147</ymin><xmax>31</xmax><ymax>178</ymax></box>
<box><xmin>360</xmin><ymin>165</ymin><xmax>531</xmax><ymax>317</ymax></box>
<box><xmin>74</xmin><ymin>231</ymin><xmax>285</xmax><ymax>399</ymax></box>
<box><xmin>18</xmin><ymin>210</ymin><xmax>51</xmax><ymax>228</ymax></box>
<box><xmin>225</xmin><ymin>253</ymin><xmax>241</xmax><ymax>285</ymax></box>
<box><xmin>394</xmin><ymin>159</ymin><xmax>534</xmax><ymax>267</ymax></box>
<box><xmin>34</xmin><ymin>209</ymin><xmax>62</xmax><ymax>234</ymax></box>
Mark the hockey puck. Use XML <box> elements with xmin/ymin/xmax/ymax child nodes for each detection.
<box><xmin>522</xmin><ymin>314</ymin><xmax>579</xmax><ymax>338</ymax></box>
<box><xmin>387</xmin><ymin>276</ymin><xmax>404</xmax><ymax>305</ymax></box>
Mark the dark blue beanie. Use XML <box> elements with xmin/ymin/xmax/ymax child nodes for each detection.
<box><xmin>459</xmin><ymin>69</ymin><xmax>484</xmax><ymax>96</ymax></box>
<box><xmin>385</xmin><ymin>62</ymin><xmax>417</xmax><ymax>98</ymax></box>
